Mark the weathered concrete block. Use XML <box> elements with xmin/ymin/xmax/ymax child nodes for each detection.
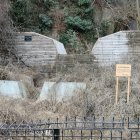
<box><xmin>92</xmin><ymin>31</ymin><xmax>140</xmax><ymax>65</ymax></box>
<box><xmin>15</xmin><ymin>32</ymin><xmax>67</xmax><ymax>66</ymax></box>
<box><xmin>0</xmin><ymin>80</ymin><xmax>27</xmax><ymax>98</ymax></box>
<box><xmin>38</xmin><ymin>82</ymin><xmax>87</xmax><ymax>102</ymax></box>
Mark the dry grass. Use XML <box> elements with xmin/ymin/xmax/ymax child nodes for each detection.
<box><xmin>0</xmin><ymin>56</ymin><xmax>140</xmax><ymax>123</ymax></box>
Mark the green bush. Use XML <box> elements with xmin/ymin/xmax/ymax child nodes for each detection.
<box><xmin>10</xmin><ymin>0</ymin><xmax>96</xmax><ymax>54</ymax></box>
<box><xmin>39</xmin><ymin>14</ymin><xmax>53</xmax><ymax>32</ymax></box>
<box><xmin>10</xmin><ymin>0</ymin><xmax>54</xmax><ymax>32</ymax></box>
<box><xmin>10</xmin><ymin>0</ymin><xmax>32</xmax><ymax>26</ymax></box>
<box><xmin>43</xmin><ymin>0</ymin><xmax>56</xmax><ymax>9</ymax></box>
<box><xmin>59</xmin><ymin>29</ymin><xmax>84</xmax><ymax>53</ymax></box>
<box><xmin>78</xmin><ymin>0</ymin><xmax>91</xmax><ymax>6</ymax></box>
<box><xmin>100</xmin><ymin>20</ymin><xmax>112</xmax><ymax>36</ymax></box>
<box><xmin>30</xmin><ymin>0</ymin><xmax>55</xmax><ymax>9</ymax></box>
<box><xmin>65</xmin><ymin>16</ymin><xmax>93</xmax><ymax>32</ymax></box>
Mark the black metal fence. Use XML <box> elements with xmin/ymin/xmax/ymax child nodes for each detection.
<box><xmin>1</xmin><ymin>117</ymin><xmax>140</xmax><ymax>139</ymax></box>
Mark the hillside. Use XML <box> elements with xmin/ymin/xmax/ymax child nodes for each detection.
<box><xmin>0</xmin><ymin>0</ymin><xmax>140</xmax><ymax>123</ymax></box>
<box><xmin>10</xmin><ymin>0</ymin><xmax>138</xmax><ymax>53</ymax></box>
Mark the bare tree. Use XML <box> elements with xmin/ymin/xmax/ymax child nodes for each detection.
<box><xmin>0</xmin><ymin>0</ymin><xmax>16</xmax><ymax>65</ymax></box>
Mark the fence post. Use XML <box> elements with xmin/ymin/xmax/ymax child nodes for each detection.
<box><xmin>43</xmin><ymin>130</ymin><xmax>45</xmax><ymax>140</ymax></box>
<box><xmin>131</xmin><ymin>132</ymin><xmax>133</xmax><ymax>139</ymax></box>
<box><xmin>81</xmin><ymin>130</ymin><xmax>83</xmax><ymax>140</ymax></box>
<box><xmin>112</xmin><ymin>117</ymin><xmax>115</xmax><ymax>129</ymax></box>
<box><xmin>65</xmin><ymin>116</ymin><xmax>67</xmax><ymax>128</ymax></box>
<box><xmin>71</xmin><ymin>130</ymin><xmax>74</xmax><ymax>139</ymax></box>
<box><xmin>84</xmin><ymin>117</ymin><xmax>86</xmax><ymax>128</ymax></box>
<box><xmin>15</xmin><ymin>121</ymin><xmax>17</xmax><ymax>138</ymax></box>
<box><xmin>48</xmin><ymin>118</ymin><xmax>50</xmax><ymax>129</ymax></box>
<box><xmin>91</xmin><ymin>130</ymin><xmax>92</xmax><ymax>140</ymax></box>
<box><xmin>120</xmin><ymin>131</ymin><xmax>122</xmax><ymax>140</ymax></box>
<box><xmin>94</xmin><ymin>116</ymin><xmax>96</xmax><ymax>128</ymax></box>
<box><xmin>122</xmin><ymin>117</ymin><xmax>124</xmax><ymax>128</ymax></box>
<box><xmin>111</xmin><ymin>130</ymin><xmax>112</xmax><ymax>140</ymax></box>
<box><xmin>62</xmin><ymin>130</ymin><xmax>63</xmax><ymax>140</ymax></box>
<box><xmin>53</xmin><ymin>129</ymin><xmax>60</xmax><ymax>140</ymax></box>
<box><xmin>57</xmin><ymin>118</ymin><xmax>59</xmax><ymax>128</ymax></box>
<box><xmin>102</xmin><ymin>117</ymin><xmax>104</xmax><ymax>128</ymax></box>
<box><xmin>128</xmin><ymin>117</ymin><xmax>129</xmax><ymax>129</ymax></box>
<box><xmin>75</xmin><ymin>117</ymin><xmax>76</xmax><ymax>128</ymax></box>
<box><xmin>25</xmin><ymin>129</ymin><xmax>27</xmax><ymax>140</ymax></box>
<box><xmin>100</xmin><ymin>131</ymin><xmax>102</xmax><ymax>140</ymax></box>
<box><xmin>138</xmin><ymin>117</ymin><xmax>139</xmax><ymax>129</ymax></box>
<box><xmin>34</xmin><ymin>130</ymin><xmax>35</xmax><ymax>140</ymax></box>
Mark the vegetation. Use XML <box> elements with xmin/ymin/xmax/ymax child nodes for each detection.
<box><xmin>9</xmin><ymin>0</ymin><xmax>136</xmax><ymax>53</ymax></box>
<box><xmin>10</xmin><ymin>0</ymin><xmax>54</xmax><ymax>32</ymax></box>
<box><xmin>60</xmin><ymin>29</ymin><xmax>84</xmax><ymax>53</ymax></box>
<box><xmin>10</xmin><ymin>0</ymin><xmax>95</xmax><ymax>53</ymax></box>
<box><xmin>100</xmin><ymin>20</ymin><xmax>112</xmax><ymax>36</ymax></box>
<box><xmin>0</xmin><ymin>0</ymin><xmax>140</xmax><ymax>126</ymax></box>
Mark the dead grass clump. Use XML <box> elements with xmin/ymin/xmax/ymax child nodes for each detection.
<box><xmin>43</xmin><ymin>61</ymin><xmax>140</xmax><ymax>119</ymax></box>
<box><xmin>0</xmin><ymin>68</ymin><xmax>10</xmax><ymax>80</ymax></box>
<box><xmin>1</xmin><ymin>56</ymin><xmax>140</xmax><ymax>122</ymax></box>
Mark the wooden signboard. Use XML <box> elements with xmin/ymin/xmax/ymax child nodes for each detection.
<box><xmin>116</xmin><ymin>64</ymin><xmax>131</xmax><ymax>104</ymax></box>
<box><xmin>116</xmin><ymin>64</ymin><xmax>131</xmax><ymax>77</ymax></box>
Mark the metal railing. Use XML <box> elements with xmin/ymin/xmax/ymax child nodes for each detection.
<box><xmin>1</xmin><ymin>117</ymin><xmax>140</xmax><ymax>139</ymax></box>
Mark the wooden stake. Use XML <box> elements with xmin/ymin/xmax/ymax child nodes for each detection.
<box><xmin>116</xmin><ymin>77</ymin><xmax>119</xmax><ymax>104</ymax></box>
<box><xmin>127</xmin><ymin>77</ymin><xmax>131</xmax><ymax>103</ymax></box>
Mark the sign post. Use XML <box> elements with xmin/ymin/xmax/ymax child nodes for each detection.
<box><xmin>116</xmin><ymin>76</ymin><xmax>119</xmax><ymax>104</ymax></box>
<box><xmin>116</xmin><ymin>64</ymin><xmax>131</xmax><ymax>104</ymax></box>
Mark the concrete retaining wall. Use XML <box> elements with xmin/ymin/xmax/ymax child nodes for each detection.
<box><xmin>38</xmin><ymin>82</ymin><xmax>87</xmax><ymax>102</ymax></box>
<box><xmin>0</xmin><ymin>81</ymin><xmax>86</xmax><ymax>101</ymax></box>
<box><xmin>15</xmin><ymin>32</ymin><xmax>66</xmax><ymax>66</ymax></box>
<box><xmin>92</xmin><ymin>31</ymin><xmax>140</xmax><ymax>65</ymax></box>
<box><xmin>0</xmin><ymin>80</ymin><xmax>27</xmax><ymax>98</ymax></box>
